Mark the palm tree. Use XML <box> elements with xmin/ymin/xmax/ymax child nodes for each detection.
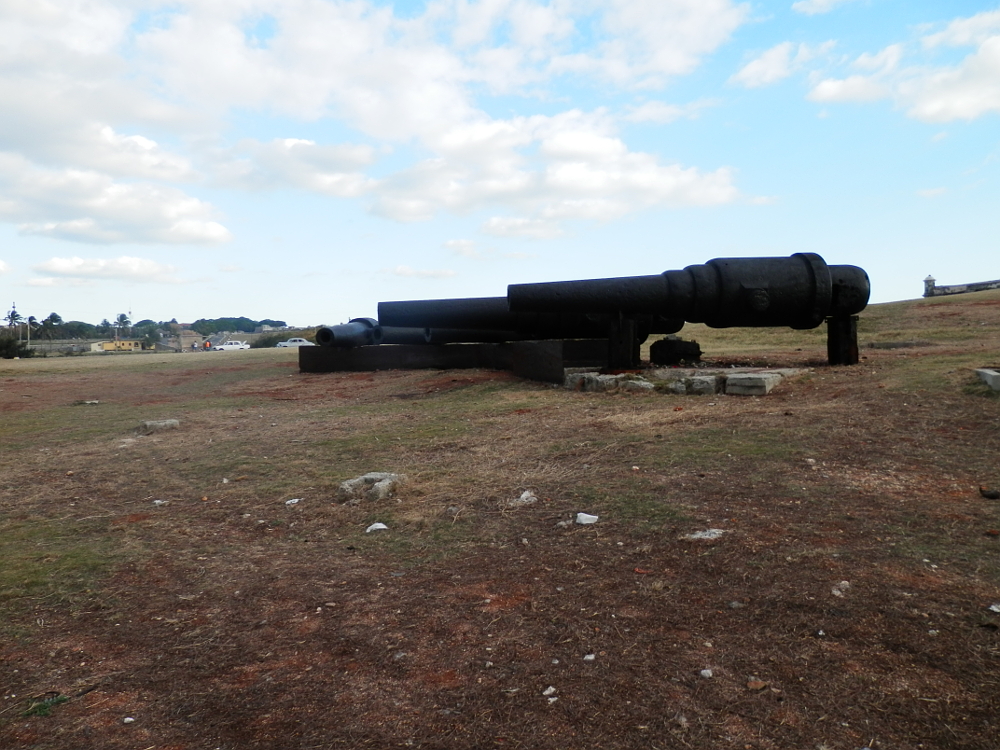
<box><xmin>115</xmin><ymin>313</ymin><xmax>131</xmax><ymax>339</ymax></box>
<box><xmin>39</xmin><ymin>313</ymin><xmax>63</xmax><ymax>341</ymax></box>
<box><xmin>25</xmin><ymin>316</ymin><xmax>38</xmax><ymax>345</ymax></box>
<box><xmin>4</xmin><ymin>306</ymin><xmax>22</xmax><ymax>329</ymax></box>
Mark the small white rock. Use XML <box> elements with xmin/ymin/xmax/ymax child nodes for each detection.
<box><xmin>583</xmin><ymin>654</ymin><xmax>596</xmax><ymax>662</ymax></box>
<box><xmin>542</xmin><ymin>686</ymin><xmax>556</xmax><ymax>696</ymax></box>
<box><xmin>285</xmin><ymin>498</ymin><xmax>301</xmax><ymax>506</ymax></box>
<box><xmin>683</xmin><ymin>528</ymin><xmax>726</xmax><ymax>540</ymax></box>
<box><xmin>123</xmin><ymin>717</ymin><xmax>135</xmax><ymax>724</ymax></box>
<box><xmin>365</xmin><ymin>522</ymin><xmax>389</xmax><ymax>533</ymax></box>
<box><xmin>699</xmin><ymin>669</ymin><xmax>713</xmax><ymax>679</ymax></box>
<box><xmin>989</xmin><ymin>603</ymin><xmax>1000</xmax><ymax>613</ymax></box>
<box><xmin>575</xmin><ymin>512</ymin><xmax>599</xmax><ymax>525</ymax></box>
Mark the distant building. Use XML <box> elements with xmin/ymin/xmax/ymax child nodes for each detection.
<box><xmin>94</xmin><ymin>339</ymin><xmax>150</xmax><ymax>352</ymax></box>
<box><xmin>924</xmin><ymin>275</ymin><xmax>1000</xmax><ymax>298</ymax></box>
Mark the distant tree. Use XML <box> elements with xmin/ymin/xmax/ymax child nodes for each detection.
<box><xmin>114</xmin><ymin>313</ymin><xmax>131</xmax><ymax>338</ymax></box>
<box><xmin>61</xmin><ymin>321</ymin><xmax>98</xmax><ymax>339</ymax></box>
<box><xmin>39</xmin><ymin>312</ymin><xmax>63</xmax><ymax>340</ymax></box>
<box><xmin>0</xmin><ymin>336</ymin><xmax>32</xmax><ymax>358</ymax></box>
<box><xmin>97</xmin><ymin>318</ymin><xmax>112</xmax><ymax>336</ymax></box>
<box><xmin>190</xmin><ymin>317</ymin><xmax>259</xmax><ymax>335</ymax></box>
<box><xmin>5</xmin><ymin>307</ymin><xmax>22</xmax><ymax>329</ymax></box>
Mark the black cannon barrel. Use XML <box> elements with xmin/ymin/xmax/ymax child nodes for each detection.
<box><xmin>507</xmin><ymin>253</ymin><xmax>869</xmax><ymax>329</ymax></box>
<box><xmin>378</xmin><ymin>297</ymin><xmax>684</xmax><ymax>339</ymax></box>
<box><xmin>316</xmin><ymin>318</ymin><xmax>383</xmax><ymax>347</ymax></box>
<box><xmin>380</xmin><ymin>326</ymin><xmax>523</xmax><ymax>344</ymax></box>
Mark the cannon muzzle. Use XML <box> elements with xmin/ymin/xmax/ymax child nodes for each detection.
<box><xmin>316</xmin><ymin>318</ymin><xmax>383</xmax><ymax>347</ymax></box>
<box><xmin>508</xmin><ymin>253</ymin><xmax>869</xmax><ymax>329</ymax></box>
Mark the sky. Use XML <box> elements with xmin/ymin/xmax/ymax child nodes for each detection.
<box><xmin>1</xmin><ymin>0</ymin><xmax>999</xmax><ymax>328</ymax></box>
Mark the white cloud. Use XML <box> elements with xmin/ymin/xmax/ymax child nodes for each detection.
<box><xmin>731</xmin><ymin>41</ymin><xmax>834</xmax><ymax>88</ymax></box>
<box><xmin>214</xmin><ymin>138</ymin><xmax>378</xmax><ymax>195</ymax></box>
<box><xmin>917</xmin><ymin>188</ymin><xmax>947</xmax><ymax>198</ymax></box>
<box><xmin>0</xmin><ymin>259</ymin><xmax>10</xmax><ymax>274</ymax></box>
<box><xmin>791</xmin><ymin>0</ymin><xmax>859</xmax><ymax>16</ymax></box>
<box><xmin>624</xmin><ymin>99</ymin><xmax>717</xmax><ymax>123</ymax></box>
<box><xmin>0</xmin><ymin>153</ymin><xmax>231</xmax><ymax>244</ymax></box>
<box><xmin>371</xmin><ymin>108</ymin><xmax>740</xmax><ymax>229</ymax></box>
<box><xmin>548</xmin><ymin>0</ymin><xmax>750</xmax><ymax>88</ymax></box>
<box><xmin>901</xmin><ymin>36</ymin><xmax>1000</xmax><ymax>121</ymax></box>
<box><xmin>445</xmin><ymin>239</ymin><xmax>482</xmax><ymax>258</ymax></box>
<box><xmin>482</xmin><ymin>216</ymin><xmax>563</xmax><ymax>238</ymax></box>
<box><xmin>805</xmin><ymin>14</ymin><xmax>1000</xmax><ymax>122</ymax></box>
<box><xmin>809</xmin><ymin>75</ymin><xmax>890</xmax><ymax>103</ymax></box>
<box><xmin>32</xmin><ymin>256</ymin><xmax>180</xmax><ymax>282</ymax></box>
<box><xmin>922</xmin><ymin>9</ymin><xmax>1000</xmax><ymax>49</ymax></box>
<box><xmin>388</xmin><ymin>265</ymin><xmax>457</xmax><ymax>279</ymax></box>
<box><xmin>0</xmin><ymin>0</ymin><xmax>751</xmax><ymax>246</ymax></box>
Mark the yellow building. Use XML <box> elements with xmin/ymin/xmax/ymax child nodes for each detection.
<box><xmin>97</xmin><ymin>339</ymin><xmax>147</xmax><ymax>352</ymax></box>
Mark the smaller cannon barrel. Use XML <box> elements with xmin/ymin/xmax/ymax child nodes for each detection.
<box><xmin>316</xmin><ymin>318</ymin><xmax>383</xmax><ymax>347</ymax></box>
<box><xmin>507</xmin><ymin>253</ymin><xmax>869</xmax><ymax>330</ymax></box>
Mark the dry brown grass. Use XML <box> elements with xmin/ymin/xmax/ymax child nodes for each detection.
<box><xmin>2</xmin><ymin>294</ymin><xmax>1000</xmax><ymax>749</ymax></box>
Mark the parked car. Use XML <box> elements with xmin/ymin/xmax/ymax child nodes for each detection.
<box><xmin>275</xmin><ymin>338</ymin><xmax>316</xmax><ymax>347</ymax></box>
<box><xmin>213</xmin><ymin>341</ymin><xmax>250</xmax><ymax>350</ymax></box>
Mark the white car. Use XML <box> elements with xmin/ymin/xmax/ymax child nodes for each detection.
<box><xmin>213</xmin><ymin>341</ymin><xmax>250</xmax><ymax>350</ymax></box>
<box><xmin>275</xmin><ymin>337</ymin><xmax>316</xmax><ymax>347</ymax></box>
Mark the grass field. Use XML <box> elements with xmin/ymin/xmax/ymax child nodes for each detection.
<box><xmin>2</xmin><ymin>292</ymin><xmax>1000</xmax><ymax>750</ymax></box>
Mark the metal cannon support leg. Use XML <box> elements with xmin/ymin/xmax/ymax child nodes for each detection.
<box><xmin>827</xmin><ymin>315</ymin><xmax>859</xmax><ymax>366</ymax></box>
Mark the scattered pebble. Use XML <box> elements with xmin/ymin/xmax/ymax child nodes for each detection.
<box><xmin>285</xmin><ymin>498</ymin><xmax>301</xmax><ymax>506</ymax></box>
<box><xmin>831</xmin><ymin>581</ymin><xmax>851</xmax><ymax>598</ymax></box>
<box><xmin>123</xmin><ymin>717</ymin><xmax>135</xmax><ymax>724</ymax></box>
<box><xmin>575</xmin><ymin>512</ymin><xmax>599</xmax><ymax>525</ymax></box>
<box><xmin>583</xmin><ymin>654</ymin><xmax>596</xmax><ymax>662</ymax></box>
<box><xmin>506</xmin><ymin>490</ymin><xmax>538</xmax><ymax>508</ymax></box>
<box><xmin>683</xmin><ymin>529</ymin><xmax>726</xmax><ymax>540</ymax></box>
<box><xmin>542</xmin><ymin>686</ymin><xmax>556</xmax><ymax>696</ymax></box>
<box><xmin>699</xmin><ymin>669</ymin><xmax>713</xmax><ymax>679</ymax></box>
<box><xmin>152</xmin><ymin>499</ymin><xmax>169</xmax><ymax>507</ymax></box>
<box><xmin>365</xmin><ymin>522</ymin><xmax>389</xmax><ymax>533</ymax></box>
<box><xmin>988</xmin><ymin>604</ymin><xmax>1000</xmax><ymax>613</ymax></box>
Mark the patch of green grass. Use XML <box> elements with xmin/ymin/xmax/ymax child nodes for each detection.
<box><xmin>0</xmin><ymin>519</ymin><xmax>116</xmax><ymax>628</ymax></box>
<box><xmin>21</xmin><ymin>694</ymin><xmax>70</xmax><ymax>717</ymax></box>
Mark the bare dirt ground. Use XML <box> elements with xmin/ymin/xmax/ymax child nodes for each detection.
<box><xmin>2</xmin><ymin>294</ymin><xmax>1000</xmax><ymax>750</ymax></box>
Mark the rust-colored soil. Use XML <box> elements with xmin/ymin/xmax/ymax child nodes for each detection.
<box><xmin>2</xmin><ymin>313</ymin><xmax>1000</xmax><ymax>749</ymax></box>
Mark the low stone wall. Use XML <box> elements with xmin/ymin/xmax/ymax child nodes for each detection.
<box><xmin>924</xmin><ymin>276</ymin><xmax>1000</xmax><ymax>298</ymax></box>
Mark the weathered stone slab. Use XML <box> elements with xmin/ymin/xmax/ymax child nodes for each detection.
<box><xmin>688</xmin><ymin>375</ymin><xmax>722</xmax><ymax>395</ymax></box>
<box><xmin>138</xmin><ymin>419</ymin><xmax>180</xmax><ymax>434</ymax></box>
<box><xmin>976</xmin><ymin>368</ymin><xmax>1000</xmax><ymax>392</ymax></box>
<box><xmin>725</xmin><ymin>372</ymin><xmax>783</xmax><ymax>396</ymax></box>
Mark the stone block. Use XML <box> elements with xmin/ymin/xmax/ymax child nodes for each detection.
<box><xmin>976</xmin><ymin>368</ymin><xmax>1000</xmax><ymax>392</ymax></box>
<box><xmin>725</xmin><ymin>372</ymin><xmax>782</xmax><ymax>396</ymax></box>
<box><xmin>620</xmin><ymin>378</ymin><xmax>655</xmax><ymax>393</ymax></box>
<box><xmin>688</xmin><ymin>375</ymin><xmax>721</xmax><ymax>395</ymax></box>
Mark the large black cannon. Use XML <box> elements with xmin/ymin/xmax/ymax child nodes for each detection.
<box><xmin>507</xmin><ymin>253</ymin><xmax>869</xmax><ymax>365</ymax></box>
<box><xmin>305</xmin><ymin>253</ymin><xmax>869</xmax><ymax>377</ymax></box>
